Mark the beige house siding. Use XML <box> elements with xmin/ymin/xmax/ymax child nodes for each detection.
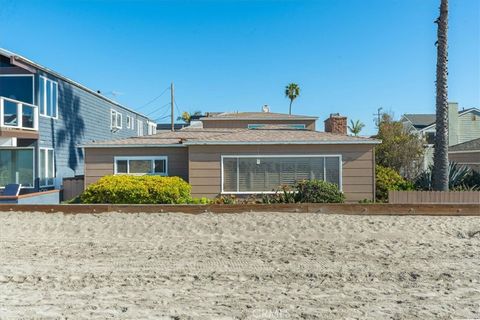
<box><xmin>202</xmin><ymin>119</ymin><xmax>316</xmax><ymax>130</ymax></box>
<box><xmin>188</xmin><ymin>144</ymin><xmax>375</xmax><ymax>202</ymax></box>
<box><xmin>84</xmin><ymin>147</ymin><xmax>189</xmax><ymax>187</ymax></box>
<box><xmin>449</xmin><ymin>151</ymin><xmax>480</xmax><ymax>172</ymax></box>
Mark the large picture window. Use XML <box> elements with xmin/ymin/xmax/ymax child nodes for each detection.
<box><xmin>39</xmin><ymin>76</ymin><xmax>58</xmax><ymax>118</ymax></box>
<box><xmin>114</xmin><ymin>156</ymin><xmax>167</xmax><ymax>175</ymax></box>
<box><xmin>0</xmin><ymin>75</ymin><xmax>34</xmax><ymax>104</ymax></box>
<box><xmin>222</xmin><ymin>155</ymin><xmax>341</xmax><ymax>193</ymax></box>
<box><xmin>0</xmin><ymin>148</ymin><xmax>34</xmax><ymax>188</ymax></box>
<box><xmin>39</xmin><ymin>148</ymin><xmax>55</xmax><ymax>187</ymax></box>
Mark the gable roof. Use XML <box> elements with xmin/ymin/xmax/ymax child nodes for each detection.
<box><xmin>449</xmin><ymin>138</ymin><xmax>480</xmax><ymax>152</ymax></box>
<box><xmin>200</xmin><ymin>112</ymin><xmax>318</xmax><ymax>121</ymax></box>
<box><xmin>0</xmin><ymin>48</ymin><xmax>152</xmax><ymax>120</ymax></box>
<box><xmin>402</xmin><ymin>114</ymin><xmax>436</xmax><ymax>129</ymax></box>
<box><xmin>403</xmin><ymin>107</ymin><xmax>480</xmax><ymax>131</ymax></box>
<box><xmin>83</xmin><ymin>126</ymin><xmax>380</xmax><ymax>148</ymax></box>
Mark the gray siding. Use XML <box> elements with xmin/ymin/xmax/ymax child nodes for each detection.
<box><xmin>35</xmin><ymin>72</ymin><xmax>150</xmax><ymax>179</ymax></box>
<box><xmin>456</xmin><ymin>110</ymin><xmax>480</xmax><ymax>144</ymax></box>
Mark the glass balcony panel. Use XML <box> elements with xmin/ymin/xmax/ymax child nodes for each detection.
<box><xmin>22</xmin><ymin>104</ymin><xmax>35</xmax><ymax>129</ymax></box>
<box><xmin>3</xmin><ymin>100</ymin><xmax>18</xmax><ymax>127</ymax></box>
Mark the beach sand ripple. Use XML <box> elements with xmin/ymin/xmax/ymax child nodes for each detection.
<box><xmin>0</xmin><ymin>212</ymin><xmax>479</xmax><ymax>319</ymax></box>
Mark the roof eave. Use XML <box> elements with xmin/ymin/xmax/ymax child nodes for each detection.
<box><xmin>184</xmin><ymin>140</ymin><xmax>381</xmax><ymax>146</ymax></box>
<box><xmin>0</xmin><ymin>48</ymin><xmax>153</xmax><ymax>121</ymax></box>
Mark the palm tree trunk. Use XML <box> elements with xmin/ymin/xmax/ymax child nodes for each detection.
<box><xmin>432</xmin><ymin>0</ymin><xmax>449</xmax><ymax>191</ymax></box>
<box><xmin>289</xmin><ymin>100</ymin><xmax>292</xmax><ymax>115</ymax></box>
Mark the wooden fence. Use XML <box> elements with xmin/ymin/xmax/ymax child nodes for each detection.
<box><xmin>388</xmin><ymin>190</ymin><xmax>480</xmax><ymax>204</ymax></box>
<box><xmin>62</xmin><ymin>176</ymin><xmax>85</xmax><ymax>201</ymax></box>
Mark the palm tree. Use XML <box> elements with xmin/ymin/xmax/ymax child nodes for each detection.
<box><xmin>432</xmin><ymin>0</ymin><xmax>449</xmax><ymax>191</ymax></box>
<box><xmin>348</xmin><ymin>120</ymin><xmax>365</xmax><ymax>136</ymax></box>
<box><xmin>285</xmin><ymin>83</ymin><xmax>300</xmax><ymax>115</ymax></box>
<box><xmin>177</xmin><ymin>111</ymin><xmax>202</xmax><ymax>124</ymax></box>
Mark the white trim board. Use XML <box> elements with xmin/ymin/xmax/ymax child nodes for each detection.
<box><xmin>114</xmin><ymin>156</ymin><xmax>168</xmax><ymax>176</ymax></box>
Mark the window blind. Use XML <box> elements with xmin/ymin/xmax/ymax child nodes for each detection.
<box><xmin>222</xmin><ymin>156</ymin><xmax>341</xmax><ymax>193</ymax></box>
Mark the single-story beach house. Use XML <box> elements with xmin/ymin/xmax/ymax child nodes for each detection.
<box><xmin>449</xmin><ymin>138</ymin><xmax>480</xmax><ymax>173</ymax></box>
<box><xmin>82</xmin><ymin>112</ymin><xmax>381</xmax><ymax>202</ymax></box>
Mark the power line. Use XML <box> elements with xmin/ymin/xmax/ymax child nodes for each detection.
<box><xmin>174</xmin><ymin>100</ymin><xmax>182</xmax><ymax>116</ymax></box>
<box><xmin>146</xmin><ymin>102</ymin><xmax>171</xmax><ymax>117</ymax></box>
<box><xmin>154</xmin><ymin>115</ymin><xmax>171</xmax><ymax>122</ymax></box>
<box><xmin>137</xmin><ymin>86</ymin><xmax>170</xmax><ymax>111</ymax></box>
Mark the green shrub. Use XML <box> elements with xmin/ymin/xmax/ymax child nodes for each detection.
<box><xmin>415</xmin><ymin>162</ymin><xmax>479</xmax><ymax>191</ymax></box>
<box><xmin>262</xmin><ymin>180</ymin><xmax>345</xmax><ymax>204</ymax></box>
<box><xmin>294</xmin><ymin>180</ymin><xmax>345</xmax><ymax>203</ymax></box>
<box><xmin>376</xmin><ymin>165</ymin><xmax>414</xmax><ymax>202</ymax></box>
<box><xmin>261</xmin><ymin>185</ymin><xmax>297</xmax><ymax>204</ymax></box>
<box><xmin>213</xmin><ymin>194</ymin><xmax>237</xmax><ymax>204</ymax></box>
<box><xmin>80</xmin><ymin>175</ymin><xmax>192</xmax><ymax>204</ymax></box>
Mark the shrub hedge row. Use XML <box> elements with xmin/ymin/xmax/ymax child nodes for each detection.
<box><xmin>80</xmin><ymin>175</ymin><xmax>192</xmax><ymax>204</ymax></box>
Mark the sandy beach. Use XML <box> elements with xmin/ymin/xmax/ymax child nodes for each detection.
<box><xmin>0</xmin><ymin>211</ymin><xmax>479</xmax><ymax>319</ymax></box>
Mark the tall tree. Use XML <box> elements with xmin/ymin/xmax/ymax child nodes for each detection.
<box><xmin>285</xmin><ymin>83</ymin><xmax>300</xmax><ymax>115</ymax></box>
<box><xmin>432</xmin><ymin>0</ymin><xmax>449</xmax><ymax>191</ymax></box>
<box><xmin>348</xmin><ymin>120</ymin><xmax>365</xmax><ymax>136</ymax></box>
<box><xmin>375</xmin><ymin>113</ymin><xmax>425</xmax><ymax>180</ymax></box>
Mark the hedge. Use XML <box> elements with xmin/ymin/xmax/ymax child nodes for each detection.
<box><xmin>80</xmin><ymin>175</ymin><xmax>192</xmax><ymax>204</ymax></box>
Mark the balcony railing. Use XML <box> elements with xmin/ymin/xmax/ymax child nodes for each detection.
<box><xmin>0</xmin><ymin>97</ymin><xmax>39</xmax><ymax>131</ymax></box>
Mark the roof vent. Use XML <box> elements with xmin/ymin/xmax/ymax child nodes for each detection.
<box><xmin>262</xmin><ymin>105</ymin><xmax>270</xmax><ymax>113</ymax></box>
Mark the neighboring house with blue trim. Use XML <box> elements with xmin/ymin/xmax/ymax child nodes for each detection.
<box><xmin>401</xmin><ymin>102</ymin><xmax>480</xmax><ymax>170</ymax></box>
<box><xmin>0</xmin><ymin>48</ymin><xmax>156</xmax><ymax>191</ymax></box>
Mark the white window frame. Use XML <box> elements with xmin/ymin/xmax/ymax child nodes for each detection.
<box><xmin>137</xmin><ymin>120</ymin><xmax>144</xmax><ymax>136</ymax></box>
<box><xmin>39</xmin><ymin>147</ymin><xmax>55</xmax><ymax>187</ymax></box>
<box><xmin>39</xmin><ymin>76</ymin><xmax>58</xmax><ymax>119</ymax></box>
<box><xmin>114</xmin><ymin>156</ymin><xmax>168</xmax><ymax>176</ymax></box>
<box><xmin>220</xmin><ymin>154</ymin><xmax>343</xmax><ymax>194</ymax></box>
<box><xmin>0</xmin><ymin>147</ymin><xmax>35</xmax><ymax>189</ymax></box>
<box><xmin>110</xmin><ymin>109</ymin><xmax>123</xmax><ymax>130</ymax></box>
<box><xmin>0</xmin><ymin>74</ymin><xmax>36</xmax><ymax>106</ymax></box>
<box><xmin>126</xmin><ymin>115</ymin><xmax>132</xmax><ymax>129</ymax></box>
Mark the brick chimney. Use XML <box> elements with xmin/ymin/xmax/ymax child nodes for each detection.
<box><xmin>324</xmin><ymin>113</ymin><xmax>347</xmax><ymax>135</ymax></box>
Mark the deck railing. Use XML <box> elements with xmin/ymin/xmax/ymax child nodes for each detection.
<box><xmin>0</xmin><ymin>96</ymin><xmax>39</xmax><ymax>131</ymax></box>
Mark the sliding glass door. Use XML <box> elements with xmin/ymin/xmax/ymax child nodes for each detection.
<box><xmin>0</xmin><ymin>149</ymin><xmax>34</xmax><ymax>188</ymax></box>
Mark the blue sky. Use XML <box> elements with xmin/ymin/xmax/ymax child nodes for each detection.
<box><xmin>0</xmin><ymin>0</ymin><xmax>478</xmax><ymax>134</ymax></box>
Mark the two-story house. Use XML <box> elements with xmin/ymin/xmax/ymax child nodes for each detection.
<box><xmin>0</xmin><ymin>48</ymin><xmax>156</xmax><ymax>192</ymax></box>
<box><xmin>401</xmin><ymin>102</ymin><xmax>480</xmax><ymax>170</ymax></box>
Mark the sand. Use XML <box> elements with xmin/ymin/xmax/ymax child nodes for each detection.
<box><xmin>0</xmin><ymin>211</ymin><xmax>479</xmax><ymax>319</ymax></box>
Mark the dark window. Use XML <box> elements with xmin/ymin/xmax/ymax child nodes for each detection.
<box><xmin>425</xmin><ymin>132</ymin><xmax>435</xmax><ymax>145</ymax></box>
<box><xmin>0</xmin><ymin>76</ymin><xmax>34</xmax><ymax>104</ymax></box>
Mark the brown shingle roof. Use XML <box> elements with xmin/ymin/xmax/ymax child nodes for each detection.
<box><xmin>183</xmin><ymin>127</ymin><xmax>379</xmax><ymax>145</ymax></box>
<box><xmin>83</xmin><ymin>127</ymin><xmax>379</xmax><ymax>148</ymax></box>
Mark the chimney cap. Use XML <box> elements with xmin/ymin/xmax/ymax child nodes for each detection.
<box><xmin>262</xmin><ymin>105</ymin><xmax>270</xmax><ymax>113</ymax></box>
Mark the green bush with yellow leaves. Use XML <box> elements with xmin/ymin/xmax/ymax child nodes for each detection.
<box><xmin>80</xmin><ymin>175</ymin><xmax>193</xmax><ymax>204</ymax></box>
<box><xmin>376</xmin><ymin>165</ymin><xmax>414</xmax><ymax>202</ymax></box>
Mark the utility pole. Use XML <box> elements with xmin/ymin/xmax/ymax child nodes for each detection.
<box><xmin>171</xmin><ymin>82</ymin><xmax>175</xmax><ymax>131</ymax></box>
<box><xmin>373</xmin><ymin>107</ymin><xmax>383</xmax><ymax>129</ymax></box>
